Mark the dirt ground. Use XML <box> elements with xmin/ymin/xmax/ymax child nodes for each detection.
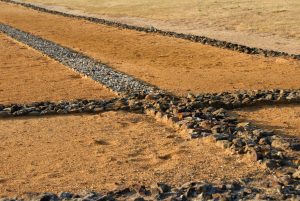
<box><xmin>18</xmin><ymin>0</ymin><xmax>300</xmax><ymax>54</ymax></box>
<box><xmin>234</xmin><ymin>105</ymin><xmax>300</xmax><ymax>139</ymax></box>
<box><xmin>0</xmin><ymin>111</ymin><xmax>265</xmax><ymax>197</ymax></box>
<box><xmin>1</xmin><ymin>2</ymin><xmax>300</xmax><ymax>96</ymax></box>
<box><xmin>0</xmin><ymin>33</ymin><xmax>116</xmax><ymax>105</ymax></box>
<box><xmin>0</xmin><ymin>1</ymin><xmax>297</xmax><ymax>199</ymax></box>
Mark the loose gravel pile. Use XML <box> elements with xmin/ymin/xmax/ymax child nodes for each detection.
<box><xmin>1</xmin><ymin>0</ymin><xmax>300</xmax><ymax>60</ymax></box>
<box><xmin>0</xmin><ymin>7</ymin><xmax>300</xmax><ymax>200</ymax></box>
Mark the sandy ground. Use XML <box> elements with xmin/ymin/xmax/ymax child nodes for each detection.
<box><xmin>18</xmin><ymin>0</ymin><xmax>300</xmax><ymax>54</ymax></box>
<box><xmin>1</xmin><ymin>2</ymin><xmax>300</xmax><ymax>96</ymax></box>
<box><xmin>0</xmin><ymin>33</ymin><xmax>116</xmax><ymax>105</ymax></box>
<box><xmin>0</xmin><ymin>111</ymin><xmax>265</xmax><ymax>197</ymax></box>
<box><xmin>234</xmin><ymin>105</ymin><xmax>300</xmax><ymax>139</ymax></box>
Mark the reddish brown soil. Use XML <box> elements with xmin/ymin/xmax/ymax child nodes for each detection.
<box><xmin>0</xmin><ymin>2</ymin><xmax>299</xmax><ymax>96</ymax></box>
<box><xmin>0</xmin><ymin>33</ymin><xmax>116</xmax><ymax>104</ymax></box>
<box><xmin>0</xmin><ymin>112</ymin><xmax>265</xmax><ymax>197</ymax></box>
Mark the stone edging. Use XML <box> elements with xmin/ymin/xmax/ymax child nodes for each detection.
<box><xmin>0</xmin><ymin>98</ymin><xmax>143</xmax><ymax>117</ymax></box>
<box><xmin>1</xmin><ymin>0</ymin><xmax>299</xmax><ymax>59</ymax></box>
<box><xmin>184</xmin><ymin>89</ymin><xmax>300</xmax><ymax>110</ymax></box>
<box><xmin>0</xmin><ymin>181</ymin><xmax>267</xmax><ymax>201</ymax></box>
<box><xmin>142</xmin><ymin>92</ymin><xmax>300</xmax><ymax>199</ymax></box>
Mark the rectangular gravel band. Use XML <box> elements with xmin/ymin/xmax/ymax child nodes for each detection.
<box><xmin>0</xmin><ymin>23</ymin><xmax>161</xmax><ymax>95</ymax></box>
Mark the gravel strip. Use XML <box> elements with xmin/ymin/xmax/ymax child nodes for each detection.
<box><xmin>0</xmin><ymin>23</ymin><xmax>161</xmax><ymax>95</ymax></box>
<box><xmin>0</xmin><ymin>98</ymin><xmax>144</xmax><ymax>117</ymax></box>
<box><xmin>184</xmin><ymin>89</ymin><xmax>300</xmax><ymax>110</ymax></box>
<box><xmin>1</xmin><ymin>0</ymin><xmax>299</xmax><ymax>59</ymax></box>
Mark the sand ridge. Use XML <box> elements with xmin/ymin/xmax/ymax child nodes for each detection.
<box><xmin>0</xmin><ymin>2</ymin><xmax>300</xmax><ymax>96</ymax></box>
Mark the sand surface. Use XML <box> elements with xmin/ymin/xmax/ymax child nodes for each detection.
<box><xmin>0</xmin><ymin>2</ymin><xmax>299</xmax><ymax>96</ymax></box>
<box><xmin>0</xmin><ymin>111</ymin><xmax>265</xmax><ymax>197</ymax></box>
<box><xmin>234</xmin><ymin>105</ymin><xmax>300</xmax><ymax>139</ymax></box>
<box><xmin>18</xmin><ymin>0</ymin><xmax>300</xmax><ymax>54</ymax></box>
<box><xmin>0</xmin><ymin>33</ymin><xmax>116</xmax><ymax>105</ymax></box>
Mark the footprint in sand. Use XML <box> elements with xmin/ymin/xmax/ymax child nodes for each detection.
<box><xmin>93</xmin><ymin>139</ymin><xmax>110</xmax><ymax>146</ymax></box>
<box><xmin>157</xmin><ymin>153</ymin><xmax>172</xmax><ymax>160</ymax></box>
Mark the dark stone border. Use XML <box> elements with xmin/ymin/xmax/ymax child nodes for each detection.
<box><xmin>0</xmin><ymin>98</ymin><xmax>144</xmax><ymax>118</ymax></box>
<box><xmin>0</xmin><ymin>181</ymin><xmax>269</xmax><ymax>201</ymax></box>
<box><xmin>0</xmin><ymin>23</ymin><xmax>162</xmax><ymax>95</ymax></box>
<box><xmin>183</xmin><ymin>89</ymin><xmax>300</xmax><ymax>110</ymax></box>
<box><xmin>1</xmin><ymin>0</ymin><xmax>299</xmax><ymax>59</ymax></box>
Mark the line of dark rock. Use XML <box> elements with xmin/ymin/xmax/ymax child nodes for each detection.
<box><xmin>143</xmin><ymin>93</ymin><xmax>300</xmax><ymax>199</ymax></box>
<box><xmin>0</xmin><ymin>98</ymin><xmax>144</xmax><ymax>118</ymax></box>
<box><xmin>1</xmin><ymin>0</ymin><xmax>299</xmax><ymax>59</ymax></box>
<box><xmin>146</xmin><ymin>92</ymin><xmax>299</xmax><ymax>155</ymax></box>
<box><xmin>183</xmin><ymin>89</ymin><xmax>300</xmax><ymax>110</ymax></box>
<box><xmin>0</xmin><ymin>23</ymin><xmax>161</xmax><ymax>95</ymax></box>
<box><xmin>0</xmin><ymin>180</ymin><xmax>280</xmax><ymax>201</ymax></box>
